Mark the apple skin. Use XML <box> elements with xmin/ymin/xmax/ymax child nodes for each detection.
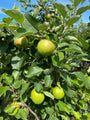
<box><xmin>52</xmin><ymin>86</ymin><xmax>65</xmax><ymax>99</ymax></box>
<box><xmin>46</xmin><ymin>14</ymin><xmax>51</xmax><ymax>19</ymax></box>
<box><xmin>37</xmin><ymin>39</ymin><xmax>55</xmax><ymax>56</ymax></box>
<box><xmin>31</xmin><ymin>89</ymin><xmax>45</xmax><ymax>104</ymax></box>
<box><xmin>14</xmin><ymin>37</ymin><xmax>28</xmax><ymax>48</ymax></box>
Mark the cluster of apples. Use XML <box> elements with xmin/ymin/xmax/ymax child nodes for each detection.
<box><xmin>31</xmin><ymin>86</ymin><xmax>65</xmax><ymax>104</ymax></box>
<box><xmin>14</xmin><ymin>37</ymin><xmax>65</xmax><ymax>104</ymax></box>
<box><xmin>14</xmin><ymin>37</ymin><xmax>55</xmax><ymax>56</ymax></box>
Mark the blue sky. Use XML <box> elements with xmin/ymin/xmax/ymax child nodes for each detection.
<box><xmin>0</xmin><ymin>0</ymin><xmax>90</xmax><ymax>23</ymax></box>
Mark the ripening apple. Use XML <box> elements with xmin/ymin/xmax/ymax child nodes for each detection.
<box><xmin>14</xmin><ymin>37</ymin><xmax>28</xmax><ymax>48</ymax></box>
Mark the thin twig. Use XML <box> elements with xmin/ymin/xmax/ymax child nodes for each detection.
<box><xmin>62</xmin><ymin>26</ymin><xmax>68</xmax><ymax>34</ymax></box>
<box><xmin>23</xmin><ymin>103</ymin><xmax>40</xmax><ymax>120</ymax></box>
<box><xmin>10</xmin><ymin>88</ymin><xmax>18</xmax><ymax>98</ymax></box>
<box><xmin>72</xmin><ymin>90</ymin><xmax>90</xmax><ymax>103</ymax></box>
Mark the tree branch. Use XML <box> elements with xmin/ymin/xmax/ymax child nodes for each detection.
<box><xmin>23</xmin><ymin>103</ymin><xmax>40</xmax><ymax>120</ymax></box>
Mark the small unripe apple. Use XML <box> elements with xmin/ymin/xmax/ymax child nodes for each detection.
<box><xmin>52</xmin><ymin>86</ymin><xmax>65</xmax><ymax>99</ymax></box>
<box><xmin>31</xmin><ymin>89</ymin><xmax>45</xmax><ymax>104</ymax></box>
<box><xmin>14</xmin><ymin>37</ymin><xmax>28</xmax><ymax>48</ymax></box>
<box><xmin>46</xmin><ymin>13</ymin><xmax>51</xmax><ymax>19</ymax></box>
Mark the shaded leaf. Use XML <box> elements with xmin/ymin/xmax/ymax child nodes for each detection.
<box><xmin>34</xmin><ymin>82</ymin><xmax>42</xmax><ymax>92</ymax></box>
<box><xmin>60</xmin><ymin>72</ymin><xmax>72</xmax><ymax>86</ymax></box>
<box><xmin>20</xmin><ymin>82</ymin><xmax>29</xmax><ymax>96</ymax></box>
<box><xmin>0</xmin><ymin>44</ymin><xmax>8</xmax><ymax>55</ymax></box>
<box><xmin>11</xmin><ymin>53</ymin><xmax>24</xmax><ymax>70</ymax></box>
<box><xmin>64</xmin><ymin>87</ymin><xmax>73</xmax><ymax>98</ymax></box>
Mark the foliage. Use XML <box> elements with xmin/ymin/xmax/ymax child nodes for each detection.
<box><xmin>0</xmin><ymin>0</ymin><xmax>90</xmax><ymax>120</ymax></box>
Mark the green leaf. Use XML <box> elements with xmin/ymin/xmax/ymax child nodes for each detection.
<box><xmin>8</xmin><ymin>22</ymin><xmax>19</xmax><ymax>29</ymax></box>
<box><xmin>43</xmin><ymin>91</ymin><xmax>54</xmax><ymax>100</ymax></box>
<box><xmin>69</xmin><ymin>0</ymin><xmax>74</xmax><ymax>3</ymax></box>
<box><xmin>77</xmin><ymin>37</ymin><xmax>89</xmax><ymax>50</ymax></box>
<box><xmin>63</xmin><ymin>45</ymin><xmax>83</xmax><ymax>53</ymax></box>
<box><xmin>26</xmin><ymin>66</ymin><xmax>43</xmax><ymax>78</ymax></box>
<box><xmin>34</xmin><ymin>82</ymin><xmax>42</xmax><ymax>92</ymax></box>
<box><xmin>22</xmin><ymin>13</ymin><xmax>39</xmax><ymax>33</ymax></box>
<box><xmin>44</xmin><ymin>75</ymin><xmax>53</xmax><ymax>87</ymax></box>
<box><xmin>45</xmin><ymin>107</ymin><xmax>54</xmax><ymax>115</ymax></box>
<box><xmin>18</xmin><ymin>108</ymin><xmax>29</xmax><ymax>120</ymax></box>
<box><xmin>1</xmin><ymin>8</ymin><xmax>24</xmax><ymax>23</ymax></box>
<box><xmin>0</xmin><ymin>117</ymin><xmax>3</xmax><ymax>120</ymax></box>
<box><xmin>73</xmin><ymin>111</ymin><xmax>81</xmax><ymax>119</ymax></box>
<box><xmin>0</xmin><ymin>22</ymin><xmax>8</xmax><ymax>27</ymax></box>
<box><xmin>81</xmin><ymin>0</ymin><xmax>86</xmax><ymax>4</ymax></box>
<box><xmin>14</xmin><ymin>28</ymin><xmax>28</xmax><ymax>39</ymax></box>
<box><xmin>77</xmin><ymin>5</ymin><xmax>90</xmax><ymax>15</ymax></box>
<box><xmin>74</xmin><ymin>0</ymin><xmax>82</xmax><ymax>7</ymax></box>
<box><xmin>4</xmin><ymin>104</ymin><xmax>16</xmax><ymax>114</ymax></box>
<box><xmin>14</xmin><ymin>13</ymin><xmax>39</xmax><ymax>39</ymax></box>
<box><xmin>73</xmin><ymin>72</ymin><xmax>90</xmax><ymax>89</ymax></box>
<box><xmin>58</xmin><ymin>52</ymin><xmax>64</xmax><ymax>61</ymax></box>
<box><xmin>52</xmin><ymin>54</ymin><xmax>61</xmax><ymax>67</ymax></box>
<box><xmin>14</xmin><ymin>80</ymin><xmax>21</xmax><ymax>89</ymax></box>
<box><xmin>64</xmin><ymin>87</ymin><xmax>73</xmax><ymax>98</ymax></box>
<box><xmin>14</xmin><ymin>109</ymin><xmax>21</xmax><ymax>119</ymax></box>
<box><xmin>54</xmin><ymin>2</ymin><xmax>67</xmax><ymax>17</ymax></box>
<box><xmin>11</xmin><ymin>53</ymin><xmax>24</xmax><ymax>70</ymax></box>
<box><xmin>61</xmin><ymin>115</ymin><xmax>70</xmax><ymax>120</ymax></box>
<box><xmin>0</xmin><ymin>86</ymin><xmax>9</xmax><ymax>97</ymax></box>
<box><xmin>3</xmin><ymin>74</ymin><xmax>13</xmax><ymax>85</ymax></box>
<box><xmin>12</xmin><ymin>70</ymin><xmax>21</xmax><ymax>80</ymax></box>
<box><xmin>60</xmin><ymin>72</ymin><xmax>71</xmax><ymax>86</ymax></box>
<box><xmin>20</xmin><ymin>82</ymin><xmax>29</xmax><ymax>96</ymax></box>
<box><xmin>33</xmin><ymin>6</ymin><xmax>41</xmax><ymax>17</ymax></box>
<box><xmin>64</xmin><ymin>35</ymin><xmax>78</xmax><ymax>41</ymax></box>
<box><xmin>57</xmin><ymin>101</ymin><xmax>70</xmax><ymax>114</ymax></box>
<box><xmin>66</xmin><ymin>15</ymin><xmax>81</xmax><ymax>26</ymax></box>
<box><xmin>79</xmin><ymin>99</ymin><xmax>87</xmax><ymax>110</ymax></box>
<box><xmin>57</xmin><ymin>42</ymin><xmax>69</xmax><ymax>48</ymax></box>
<box><xmin>3</xmin><ymin>17</ymin><xmax>13</xmax><ymax>24</ymax></box>
<box><xmin>48</xmin><ymin>115</ymin><xmax>59</xmax><ymax>120</ymax></box>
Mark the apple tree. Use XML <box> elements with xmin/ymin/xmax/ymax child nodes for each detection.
<box><xmin>0</xmin><ymin>0</ymin><xmax>90</xmax><ymax>120</ymax></box>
